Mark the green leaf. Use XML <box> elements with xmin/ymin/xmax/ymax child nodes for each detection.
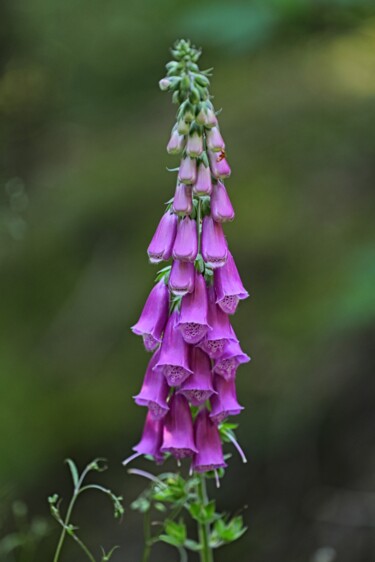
<box><xmin>184</xmin><ymin>539</ymin><xmax>202</xmax><ymax>552</ymax></box>
<box><xmin>159</xmin><ymin>534</ymin><xmax>182</xmax><ymax>547</ymax></box>
<box><xmin>65</xmin><ymin>458</ymin><xmax>79</xmax><ymax>488</ymax></box>
<box><xmin>164</xmin><ymin>519</ymin><xmax>187</xmax><ymax>545</ymax></box>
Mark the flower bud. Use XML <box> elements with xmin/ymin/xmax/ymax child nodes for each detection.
<box><xmin>193</xmin><ymin>162</ymin><xmax>212</xmax><ymax>195</ymax></box>
<box><xmin>159</xmin><ymin>78</ymin><xmax>171</xmax><ymax>91</ymax></box>
<box><xmin>167</xmin><ymin>128</ymin><xmax>185</xmax><ymax>154</ymax></box>
<box><xmin>172</xmin><ymin>216</ymin><xmax>198</xmax><ymax>262</ymax></box>
<box><xmin>201</xmin><ymin>215</ymin><xmax>228</xmax><ymax>269</ymax></box>
<box><xmin>173</xmin><ymin>183</ymin><xmax>193</xmax><ymax>215</ymax></box>
<box><xmin>206</xmin><ymin>127</ymin><xmax>225</xmax><ymax>152</ymax></box>
<box><xmin>208</xmin><ymin>150</ymin><xmax>231</xmax><ymax>179</ymax></box>
<box><xmin>178</xmin><ymin>156</ymin><xmax>197</xmax><ymax>185</ymax></box>
<box><xmin>211</xmin><ymin>181</ymin><xmax>235</xmax><ymax>222</ymax></box>
<box><xmin>177</xmin><ymin>120</ymin><xmax>189</xmax><ymax>135</ymax></box>
<box><xmin>186</xmin><ymin>132</ymin><xmax>203</xmax><ymax>157</ymax></box>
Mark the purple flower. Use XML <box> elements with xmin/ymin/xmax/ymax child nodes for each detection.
<box><xmin>213</xmin><ymin>339</ymin><xmax>250</xmax><ymax>381</ymax></box>
<box><xmin>169</xmin><ymin>259</ymin><xmax>195</xmax><ymax>296</ymax></box>
<box><xmin>199</xmin><ymin>286</ymin><xmax>238</xmax><ymax>359</ymax></box>
<box><xmin>147</xmin><ymin>211</ymin><xmax>178</xmax><ymax>264</ymax></box>
<box><xmin>214</xmin><ymin>251</ymin><xmax>249</xmax><ymax>314</ymax></box>
<box><xmin>186</xmin><ymin>132</ymin><xmax>203</xmax><ymax>157</ymax></box>
<box><xmin>201</xmin><ymin>215</ymin><xmax>228</xmax><ymax>269</ymax></box>
<box><xmin>179</xmin><ymin>156</ymin><xmax>197</xmax><ymax>185</ymax></box>
<box><xmin>123</xmin><ymin>411</ymin><xmax>164</xmax><ymax>465</ymax></box>
<box><xmin>211</xmin><ymin>181</ymin><xmax>235</xmax><ymax>223</ymax></box>
<box><xmin>193</xmin><ymin>409</ymin><xmax>227</xmax><ymax>473</ymax></box>
<box><xmin>173</xmin><ymin>183</ymin><xmax>193</xmax><ymax>215</ymax></box>
<box><xmin>178</xmin><ymin>271</ymin><xmax>211</xmax><ymax>344</ymax></box>
<box><xmin>206</xmin><ymin>127</ymin><xmax>225</xmax><ymax>152</ymax></box>
<box><xmin>210</xmin><ymin>377</ymin><xmax>243</xmax><ymax>424</ymax></box>
<box><xmin>131</xmin><ymin>279</ymin><xmax>169</xmax><ymax>351</ymax></box>
<box><xmin>133</xmin><ymin>351</ymin><xmax>169</xmax><ymax>419</ymax></box>
<box><xmin>161</xmin><ymin>394</ymin><xmax>198</xmax><ymax>458</ymax></box>
<box><xmin>172</xmin><ymin>217</ymin><xmax>198</xmax><ymax>263</ymax></box>
<box><xmin>178</xmin><ymin>347</ymin><xmax>216</xmax><ymax>406</ymax></box>
<box><xmin>193</xmin><ymin>162</ymin><xmax>212</xmax><ymax>196</ymax></box>
<box><xmin>167</xmin><ymin>128</ymin><xmax>185</xmax><ymax>154</ymax></box>
<box><xmin>154</xmin><ymin>310</ymin><xmax>192</xmax><ymax>386</ymax></box>
<box><xmin>208</xmin><ymin>150</ymin><xmax>231</xmax><ymax>179</ymax></box>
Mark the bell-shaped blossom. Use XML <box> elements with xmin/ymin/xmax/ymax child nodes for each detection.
<box><xmin>186</xmin><ymin>132</ymin><xmax>203</xmax><ymax>157</ymax></box>
<box><xmin>167</xmin><ymin>128</ymin><xmax>185</xmax><ymax>154</ymax></box>
<box><xmin>172</xmin><ymin>217</ymin><xmax>198</xmax><ymax>262</ymax></box>
<box><xmin>213</xmin><ymin>339</ymin><xmax>250</xmax><ymax>381</ymax></box>
<box><xmin>147</xmin><ymin>211</ymin><xmax>178</xmax><ymax>264</ymax></box>
<box><xmin>131</xmin><ymin>279</ymin><xmax>169</xmax><ymax>351</ymax></box>
<box><xmin>178</xmin><ymin>347</ymin><xmax>216</xmax><ymax>406</ymax></box>
<box><xmin>178</xmin><ymin>271</ymin><xmax>211</xmax><ymax>344</ymax></box>
<box><xmin>133</xmin><ymin>351</ymin><xmax>169</xmax><ymax>419</ymax></box>
<box><xmin>179</xmin><ymin>156</ymin><xmax>197</xmax><ymax>185</ymax></box>
<box><xmin>173</xmin><ymin>183</ymin><xmax>193</xmax><ymax>215</ymax></box>
<box><xmin>201</xmin><ymin>215</ymin><xmax>228</xmax><ymax>269</ymax></box>
<box><xmin>208</xmin><ymin>150</ymin><xmax>231</xmax><ymax>179</ymax></box>
<box><xmin>210</xmin><ymin>377</ymin><xmax>243</xmax><ymax>424</ymax></box>
<box><xmin>193</xmin><ymin>409</ymin><xmax>227</xmax><ymax>473</ymax></box>
<box><xmin>196</xmin><ymin>105</ymin><xmax>217</xmax><ymax>128</ymax></box>
<box><xmin>214</xmin><ymin>251</ymin><xmax>249</xmax><ymax>314</ymax></box>
<box><xmin>154</xmin><ymin>310</ymin><xmax>192</xmax><ymax>386</ymax></box>
<box><xmin>193</xmin><ymin>162</ymin><xmax>212</xmax><ymax>196</ymax></box>
<box><xmin>169</xmin><ymin>259</ymin><xmax>195</xmax><ymax>296</ymax></box>
<box><xmin>211</xmin><ymin>181</ymin><xmax>235</xmax><ymax>223</ymax></box>
<box><xmin>199</xmin><ymin>286</ymin><xmax>238</xmax><ymax>359</ymax></box>
<box><xmin>206</xmin><ymin>127</ymin><xmax>225</xmax><ymax>152</ymax></box>
<box><xmin>123</xmin><ymin>411</ymin><xmax>164</xmax><ymax>465</ymax></box>
<box><xmin>161</xmin><ymin>394</ymin><xmax>197</xmax><ymax>458</ymax></box>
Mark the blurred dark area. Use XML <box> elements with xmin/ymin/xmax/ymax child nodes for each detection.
<box><xmin>1</xmin><ymin>1</ymin><xmax>375</xmax><ymax>561</ymax></box>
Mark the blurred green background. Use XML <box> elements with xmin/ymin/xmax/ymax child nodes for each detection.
<box><xmin>1</xmin><ymin>1</ymin><xmax>375</xmax><ymax>561</ymax></box>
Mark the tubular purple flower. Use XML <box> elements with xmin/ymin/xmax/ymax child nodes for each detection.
<box><xmin>172</xmin><ymin>216</ymin><xmax>198</xmax><ymax>262</ymax></box>
<box><xmin>214</xmin><ymin>251</ymin><xmax>249</xmax><ymax>314</ymax></box>
<box><xmin>173</xmin><ymin>183</ymin><xmax>193</xmax><ymax>215</ymax></box>
<box><xmin>167</xmin><ymin>128</ymin><xmax>185</xmax><ymax>154</ymax></box>
<box><xmin>206</xmin><ymin>127</ymin><xmax>225</xmax><ymax>152</ymax></box>
<box><xmin>169</xmin><ymin>259</ymin><xmax>195</xmax><ymax>296</ymax></box>
<box><xmin>208</xmin><ymin>150</ymin><xmax>231</xmax><ymax>179</ymax></box>
<box><xmin>179</xmin><ymin>156</ymin><xmax>197</xmax><ymax>185</ymax></box>
<box><xmin>213</xmin><ymin>339</ymin><xmax>250</xmax><ymax>381</ymax></box>
<box><xmin>211</xmin><ymin>181</ymin><xmax>235</xmax><ymax>223</ymax></box>
<box><xmin>199</xmin><ymin>286</ymin><xmax>238</xmax><ymax>359</ymax></box>
<box><xmin>131</xmin><ymin>279</ymin><xmax>169</xmax><ymax>351</ymax></box>
<box><xmin>186</xmin><ymin>132</ymin><xmax>203</xmax><ymax>157</ymax></box>
<box><xmin>178</xmin><ymin>347</ymin><xmax>216</xmax><ymax>406</ymax></box>
<box><xmin>123</xmin><ymin>411</ymin><xmax>164</xmax><ymax>465</ymax></box>
<box><xmin>210</xmin><ymin>377</ymin><xmax>244</xmax><ymax>424</ymax></box>
<box><xmin>147</xmin><ymin>211</ymin><xmax>178</xmax><ymax>264</ymax></box>
<box><xmin>161</xmin><ymin>394</ymin><xmax>198</xmax><ymax>459</ymax></box>
<box><xmin>193</xmin><ymin>409</ymin><xmax>227</xmax><ymax>473</ymax></box>
<box><xmin>154</xmin><ymin>310</ymin><xmax>192</xmax><ymax>386</ymax></box>
<box><xmin>201</xmin><ymin>215</ymin><xmax>228</xmax><ymax>269</ymax></box>
<box><xmin>133</xmin><ymin>351</ymin><xmax>169</xmax><ymax>420</ymax></box>
<box><xmin>178</xmin><ymin>271</ymin><xmax>211</xmax><ymax>344</ymax></box>
<box><xmin>193</xmin><ymin>162</ymin><xmax>212</xmax><ymax>196</ymax></box>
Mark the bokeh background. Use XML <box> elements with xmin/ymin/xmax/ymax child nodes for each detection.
<box><xmin>1</xmin><ymin>1</ymin><xmax>375</xmax><ymax>561</ymax></box>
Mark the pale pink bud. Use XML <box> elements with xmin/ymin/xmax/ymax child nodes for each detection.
<box><xmin>193</xmin><ymin>162</ymin><xmax>212</xmax><ymax>196</ymax></box>
<box><xmin>186</xmin><ymin>132</ymin><xmax>203</xmax><ymax>157</ymax></box>
<box><xmin>179</xmin><ymin>157</ymin><xmax>197</xmax><ymax>185</ymax></box>
<box><xmin>208</xmin><ymin>150</ymin><xmax>231</xmax><ymax>179</ymax></box>
<box><xmin>206</xmin><ymin>127</ymin><xmax>225</xmax><ymax>152</ymax></box>
<box><xmin>211</xmin><ymin>181</ymin><xmax>235</xmax><ymax>222</ymax></box>
<box><xmin>172</xmin><ymin>182</ymin><xmax>193</xmax><ymax>215</ymax></box>
<box><xmin>167</xmin><ymin>128</ymin><xmax>185</xmax><ymax>154</ymax></box>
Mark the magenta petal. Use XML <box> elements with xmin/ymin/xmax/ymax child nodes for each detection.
<box><xmin>193</xmin><ymin>409</ymin><xmax>227</xmax><ymax>473</ymax></box>
<box><xmin>210</xmin><ymin>377</ymin><xmax>244</xmax><ymax>424</ymax></box>
<box><xmin>213</xmin><ymin>339</ymin><xmax>250</xmax><ymax>381</ymax></box>
<box><xmin>133</xmin><ymin>350</ymin><xmax>169</xmax><ymax>419</ymax></box>
<box><xmin>147</xmin><ymin>211</ymin><xmax>178</xmax><ymax>264</ymax></box>
<box><xmin>179</xmin><ymin>156</ymin><xmax>197</xmax><ymax>185</ymax></box>
<box><xmin>173</xmin><ymin>183</ymin><xmax>193</xmax><ymax>215</ymax></box>
<box><xmin>133</xmin><ymin>411</ymin><xmax>164</xmax><ymax>462</ymax></box>
<box><xmin>169</xmin><ymin>260</ymin><xmax>195</xmax><ymax>296</ymax></box>
<box><xmin>199</xmin><ymin>286</ymin><xmax>238</xmax><ymax>359</ymax></box>
<box><xmin>208</xmin><ymin>151</ymin><xmax>231</xmax><ymax>179</ymax></box>
<box><xmin>172</xmin><ymin>217</ymin><xmax>198</xmax><ymax>262</ymax></box>
<box><xmin>178</xmin><ymin>347</ymin><xmax>216</xmax><ymax>406</ymax></box>
<box><xmin>201</xmin><ymin>216</ymin><xmax>228</xmax><ymax>269</ymax></box>
<box><xmin>211</xmin><ymin>181</ymin><xmax>235</xmax><ymax>223</ymax></box>
<box><xmin>154</xmin><ymin>311</ymin><xmax>192</xmax><ymax>386</ymax></box>
<box><xmin>178</xmin><ymin>271</ymin><xmax>211</xmax><ymax>344</ymax></box>
<box><xmin>193</xmin><ymin>162</ymin><xmax>212</xmax><ymax>196</ymax></box>
<box><xmin>131</xmin><ymin>280</ymin><xmax>169</xmax><ymax>351</ymax></box>
<box><xmin>214</xmin><ymin>251</ymin><xmax>249</xmax><ymax>314</ymax></box>
<box><xmin>161</xmin><ymin>394</ymin><xmax>198</xmax><ymax>458</ymax></box>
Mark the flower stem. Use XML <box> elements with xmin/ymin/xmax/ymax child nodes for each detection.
<box><xmin>197</xmin><ymin>197</ymin><xmax>202</xmax><ymax>254</ymax></box>
<box><xmin>141</xmin><ymin>509</ymin><xmax>152</xmax><ymax>562</ymax></box>
<box><xmin>197</xmin><ymin>474</ymin><xmax>214</xmax><ymax>562</ymax></box>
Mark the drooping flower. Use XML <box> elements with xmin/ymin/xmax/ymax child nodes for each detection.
<box><xmin>147</xmin><ymin>211</ymin><xmax>178</xmax><ymax>264</ymax></box>
<box><xmin>123</xmin><ymin>411</ymin><xmax>164</xmax><ymax>465</ymax></box>
<box><xmin>186</xmin><ymin>132</ymin><xmax>203</xmax><ymax>157</ymax></box>
<box><xmin>131</xmin><ymin>279</ymin><xmax>169</xmax><ymax>351</ymax></box>
<box><xmin>211</xmin><ymin>181</ymin><xmax>235</xmax><ymax>223</ymax></box>
<box><xmin>192</xmin><ymin>409</ymin><xmax>227</xmax><ymax>473</ymax></box>
<box><xmin>201</xmin><ymin>215</ymin><xmax>228</xmax><ymax>269</ymax></box>
<box><xmin>161</xmin><ymin>394</ymin><xmax>197</xmax><ymax>458</ymax></box>
<box><xmin>179</xmin><ymin>156</ymin><xmax>197</xmax><ymax>184</ymax></box>
<box><xmin>167</xmin><ymin>127</ymin><xmax>185</xmax><ymax>154</ymax></box>
<box><xmin>169</xmin><ymin>259</ymin><xmax>195</xmax><ymax>296</ymax></box>
<box><xmin>196</xmin><ymin>103</ymin><xmax>217</xmax><ymax>128</ymax></box>
<box><xmin>172</xmin><ymin>216</ymin><xmax>198</xmax><ymax>262</ymax></box>
<box><xmin>178</xmin><ymin>347</ymin><xmax>216</xmax><ymax>405</ymax></box>
<box><xmin>206</xmin><ymin>127</ymin><xmax>225</xmax><ymax>152</ymax></box>
<box><xmin>178</xmin><ymin>271</ymin><xmax>211</xmax><ymax>344</ymax></box>
<box><xmin>133</xmin><ymin>351</ymin><xmax>169</xmax><ymax>419</ymax></box>
<box><xmin>208</xmin><ymin>150</ymin><xmax>231</xmax><ymax>179</ymax></box>
<box><xmin>199</xmin><ymin>286</ymin><xmax>238</xmax><ymax>359</ymax></box>
<box><xmin>154</xmin><ymin>310</ymin><xmax>192</xmax><ymax>386</ymax></box>
<box><xmin>173</xmin><ymin>183</ymin><xmax>193</xmax><ymax>215</ymax></box>
<box><xmin>210</xmin><ymin>377</ymin><xmax>243</xmax><ymax>424</ymax></box>
<box><xmin>214</xmin><ymin>251</ymin><xmax>249</xmax><ymax>314</ymax></box>
<box><xmin>213</xmin><ymin>339</ymin><xmax>250</xmax><ymax>381</ymax></box>
<box><xmin>193</xmin><ymin>162</ymin><xmax>212</xmax><ymax>196</ymax></box>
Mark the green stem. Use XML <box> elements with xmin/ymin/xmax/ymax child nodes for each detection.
<box><xmin>141</xmin><ymin>509</ymin><xmax>152</xmax><ymax>562</ymax></box>
<box><xmin>197</xmin><ymin>197</ymin><xmax>202</xmax><ymax>254</ymax></box>
<box><xmin>197</xmin><ymin>475</ymin><xmax>214</xmax><ymax>562</ymax></box>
